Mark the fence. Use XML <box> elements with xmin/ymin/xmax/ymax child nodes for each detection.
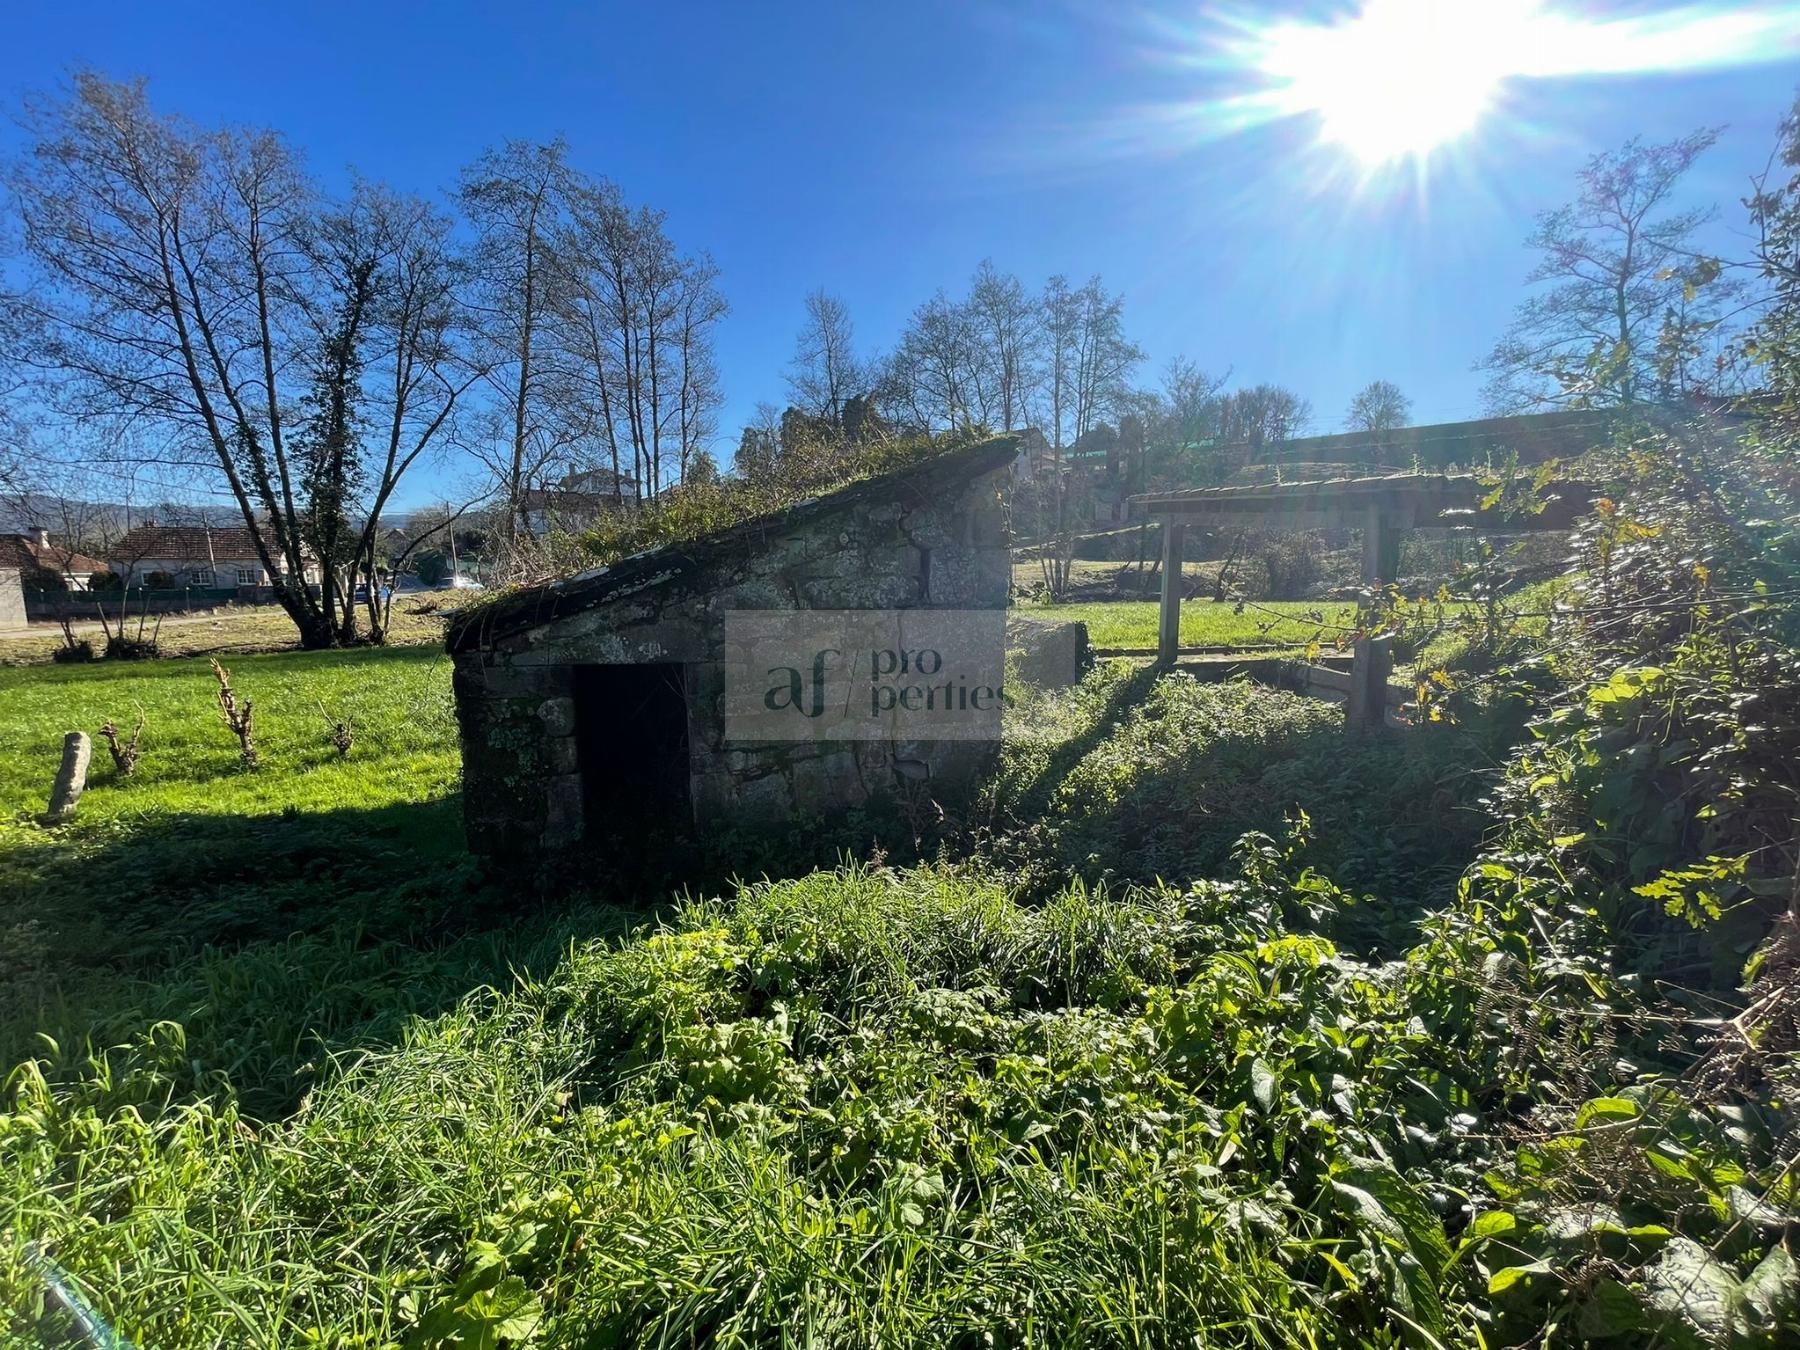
<box><xmin>23</xmin><ymin>586</ymin><xmax>249</xmax><ymax>623</ymax></box>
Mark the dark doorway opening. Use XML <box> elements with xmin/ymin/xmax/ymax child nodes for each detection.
<box><xmin>574</xmin><ymin>663</ymin><xmax>691</xmax><ymax>836</ymax></box>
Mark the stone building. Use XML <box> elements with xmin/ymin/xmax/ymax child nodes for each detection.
<box><xmin>445</xmin><ymin>437</ymin><xmax>1016</xmax><ymax>860</ymax></box>
<box><xmin>0</xmin><ymin>568</ymin><xmax>25</xmax><ymax>630</ymax></box>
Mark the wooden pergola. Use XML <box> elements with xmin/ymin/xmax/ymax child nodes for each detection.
<box><xmin>1132</xmin><ymin>474</ymin><xmax>1595</xmax><ymax>730</ymax></box>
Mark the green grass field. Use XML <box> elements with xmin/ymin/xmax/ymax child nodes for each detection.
<box><xmin>0</xmin><ymin>646</ymin><xmax>483</xmax><ymax>1097</ymax></box>
<box><xmin>1029</xmin><ymin>598</ymin><xmax>1359</xmax><ymax>650</ymax></box>
<box><xmin>0</xmin><ymin>644</ymin><xmax>459</xmax><ymax>820</ymax></box>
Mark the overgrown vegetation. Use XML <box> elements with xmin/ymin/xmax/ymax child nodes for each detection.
<box><xmin>577</xmin><ymin>428</ymin><xmax>994</xmax><ymax>569</ymax></box>
<box><xmin>3</xmin><ymin>423</ymin><xmax>1799</xmax><ymax>1347</ymax></box>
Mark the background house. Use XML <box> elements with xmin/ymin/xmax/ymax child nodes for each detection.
<box><xmin>0</xmin><ymin>529</ymin><xmax>109</xmax><ymax>592</ymax></box>
<box><xmin>519</xmin><ymin>466</ymin><xmax>640</xmax><ymax>535</ymax></box>
<box><xmin>109</xmin><ymin>523</ymin><xmax>321</xmax><ymax>590</ymax></box>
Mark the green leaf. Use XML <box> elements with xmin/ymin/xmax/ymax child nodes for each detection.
<box><xmin>1740</xmin><ymin>1245</ymin><xmax>1800</xmax><ymax>1328</ymax></box>
<box><xmin>1249</xmin><ymin>1057</ymin><xmax>1277</xmax><ymax>1113</ymax></box>
<box><xmin>1489</xmin><ymin>1260</ymin><xmax>1553</xmax><ymax>1295</ymax></box>
<box><xmin>1728</xmin><ymin>1185</ymin><xmax>1797</xmax><ymax>1234</ymax></box>
<box><xmin>1575</xmin><ymin>1096</ymin><xmax>1640</xmax><ymax>1129</ymax></box>
<box><xmin>1470</xmin><ymin>1211</ymin><xmax>1518</xmax><ymax>1239</ymax></box>
<box><xmin>1648</xmin><ymin>1237</ymin><xmax>1739</xmax><ymax>1340</ymax></box>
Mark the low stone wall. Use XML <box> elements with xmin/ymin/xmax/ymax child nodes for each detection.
<box><xmin>23</xmin><ymin>588</ymin><xmax>242</xmax><ymax>622</ymax></box>
<box><xmin>1006</xmin><ymin>614</ymin><xmax>1089</xmax><ymax>689</ymax></box>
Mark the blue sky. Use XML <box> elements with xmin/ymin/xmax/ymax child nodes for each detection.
<box><xmin>3</xmin><ymin>2</ymin><xmax>1797</xmax><ymax>508</ymax></box>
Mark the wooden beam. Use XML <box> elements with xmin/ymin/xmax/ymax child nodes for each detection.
<box><xmin>1348</xmin><ymin>505</ymin><xmax>1396</xmax><ymax>733</ymax></box>
<box><xmin>1346</xmin><ymin>635</ymin><xmax>1393</xmax><ymax>731</ymax></box>
<box><xmin>1157</xmin><ymin>521</ymin><xmax>1185</xmax><ymax>669</ymax></box>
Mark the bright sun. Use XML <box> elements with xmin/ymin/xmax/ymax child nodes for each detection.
<box><xmin>1256</xmin><ymin>0</ymin><xmax>1535</xmax><ymax>164</ymax></box>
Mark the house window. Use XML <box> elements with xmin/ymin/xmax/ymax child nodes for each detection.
<box><xmin>235</xmin><ymin>567</ymin><xmax>258</xmax><ymax>586</ymax></box>
<box><xmin>191</xmin><ymin>569</ymin><xmax>213</xmax><ymax>586</ymax></box>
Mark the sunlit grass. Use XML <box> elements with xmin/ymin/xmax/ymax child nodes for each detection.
<box><xmin>1034</xmin><ymin>598</ymin><xmax>1359</xmax><ymax>650</ymax></box>
<box><xmin>0</xmin><ymin>644</ymin><xmax>459</xmax><ymax>823</ymax></box>
<box><xmin>0</xmin><ymin>597</ymin><xmax>448</xmax><ymax>666</ymax></box>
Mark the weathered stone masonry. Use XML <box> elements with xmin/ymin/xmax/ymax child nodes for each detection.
<box><xmin>445</xmin><ymin>438</ymin><xmax>1017</xmax><ymax>860</ymax></box>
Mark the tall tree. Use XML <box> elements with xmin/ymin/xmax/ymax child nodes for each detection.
<box><xmin>1029</xmin><ymin>274</ymin><xmax>1142</xmax><ymax>597</ymax></box>
<box><xmin>553</xmin><ymin>178</ymin><xmax>725</xmax><ymax>501</ymax></box>
<box><xmin>966</xmin><ymin>261</ymin><xmax>1038</xmax><ymax>432</ymax></box>
<box><xmin>1216</xmin><ymin>384</ymin><xmax>1311</xmax><ymax>454</ymax></box>
<box><xmin>460</xmin><ymin>139</ymin><xmax>575</xmax><ymax>540</ymax></box>
<box><xmin>324</xmin><ymin>184</ymin><xmax>479</xmax><ymax>640</ymax></box>
<box><xmin>1068</xmin><ymin>277</ymin><xmax>1142</xmax><ymax>445</ymax></box>
<box><xmin>1130</xmin><ymin>357</ymin><xmax>1228</xmax><ymax>487</ymax></box>
<box><xmin>1481</xmin><ymin>129</ymin><xmax>1730</xmax><ymax>411</ymax></box>
<box><xmin>3</xmin><ymin>74</ymin><xmax>465</xmax><ymax>647</ymax></box>
<box><xmin>1746</xmin><ymin>95</ymin><xmax>1800</xmax><ymax>428</ymax></box>
<box><xmin>785</xmin><ymin>290</ymin><xmax>862</xmax><ymax>428</ymax></box>
<box><xmin>888</xmin><ymin>290</ymin><xmax>989</xmax><ymax>433</ymax></box>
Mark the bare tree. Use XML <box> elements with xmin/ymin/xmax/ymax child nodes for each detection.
<box><xmin>1131</xmin><ymin>357</ymin><xmax>1228</xmax><ymax>486</ymax></box>
<box><xmin>786</xmin><ymin>289</ymin><xmax>862</xmax><ymax>428</ymax></box>
<box><xmin>8</xmin><ymin>76</ymin><xmax>329</xmax><ymax>645</ymax></box>
<box><xmin>1480</xmin><ymin>128</ymin><xmax>1733</xmax><ymax>411</ymax></box>
<box><xmin>888</xmin><ymin>290</ymin><xmax>989</xmax><ymax>433</ymax></box>
<box><xmin>1069</xmin><ymin>277</ymin><xmax>1141</xmax><ymax>444</ymax></box>
<box><xmin>669</xmin><ymin>258</ymin><xmax>726</xmax><ymax>483</ymax></box>
<box><xmin>1029</xmin><ymin>274</ymin><xmax>1142</xmax><ymax>596</ymax></box>
<box><xmin>5</xmin><ymin>76</ymin><xmax>478</xmax><ymax>647</ymax></box>
<box><xmin>1216</xmin><ymin>384</ymin><xmax>1312</xmax><ymax>456</ymax></box>
<box><xmin>967</xmin><ymin>261</ymin><xmax>1038</xmax><ymax>432</ymax></box>
<box><xmin>553</xmin><ymin>178</ymin><xmax>726</xmax><ymax>502</ymax></box>
<box><xmin>460</xmin><ymin>139</ymin><xmax>575</xmax><ymax>541</ymax></box>
<box><xmin>1345</xmin><ymin>379</ymin><xmax>1412</xmax><ymax>463</ymax></box>
<box><xmin>323</xmin><ymin>184</ymin><xmax>482</xmax><ymax>640</ymax></box>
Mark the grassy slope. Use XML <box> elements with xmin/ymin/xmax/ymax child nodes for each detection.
<box><xmin>0</xmin><ymin>648</ymin><xmax>1508</xmax><ymax>1346</ymax></box>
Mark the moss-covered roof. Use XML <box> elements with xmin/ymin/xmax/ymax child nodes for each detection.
<box><xmin>446</xmin><ymin>436</ymin><xmax>1018</xmax><ymax>655</ymax></box>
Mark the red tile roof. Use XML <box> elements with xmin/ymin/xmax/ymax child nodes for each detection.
<box><xmin>110</xmin><ymin>525</ymin><xmax>275</xmax><ymax>565</ymax></box>
<box><xmin>0</xmin><ymin>534</ymin><xmax>108</xmax><ymax>576</ymax></box>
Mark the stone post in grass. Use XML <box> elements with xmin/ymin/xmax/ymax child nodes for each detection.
<box><xmin>46</xmin><ymin>731</ymin><xmax>91</xmax><ymax>823</ymax></box>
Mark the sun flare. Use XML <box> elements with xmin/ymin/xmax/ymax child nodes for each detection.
<box><xmin>1211</xmin><ymin>0</ymin><xmax>1800</xmax><ymax>170</ymax></box>
<box><xmin>1256</xmin><ymin>0</ymin><xmax>1532</xmax><ymax>164</ymax></box>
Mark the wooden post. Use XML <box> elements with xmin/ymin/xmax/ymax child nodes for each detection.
<box><xmin>1157</xmin><ymin>520</ymin><xmax>1185</xmax><ymax>669</ymax></box>
<box><xmin>1348</xmin><ymin>505</ymin><xmax>1395</xmax><ymax>732</ymax></box>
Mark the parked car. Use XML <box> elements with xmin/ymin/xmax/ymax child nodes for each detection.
<box><xmin>437</xmin><ymin>574</ymin><xmax>485</xmax><ymax>591</ymax></box>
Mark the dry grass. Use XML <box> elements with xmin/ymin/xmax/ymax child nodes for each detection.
<box><xmin>0</xmin><ymin>597</ymin><xmax>449</xmax><ymax>666</ymax></box>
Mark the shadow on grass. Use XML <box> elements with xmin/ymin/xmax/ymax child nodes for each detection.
<box><xmin>0</xmin><ymin>792</ymin><xmax>627</xmax><ymax>1118</ymax></box>
<box><xmin>0</xmin><ymin>782</ymin><xmax>925</xmax><ymax>1121</ymax></box>
<box><xmin>983</xmin><ymin>673</ymin><xmax>1512</xmax><ymax>952</ymax></box>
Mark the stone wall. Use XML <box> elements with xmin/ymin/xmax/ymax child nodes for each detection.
<box><xmin>1006</xmin><ymin>615</ymin><xmax>1090</xmax><ymax>689</ymax></box>
<box><xmin>452</xmin><ymin>459</ymin><xmax>1011</xmax><ymax>860</ymax></box>
<box><xmin>0</xmin><ymin>569</ymin><xmax>24</xmax><ymax>631</ymax></box>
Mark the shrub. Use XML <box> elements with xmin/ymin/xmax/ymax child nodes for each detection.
<box><xmin>49</xmin><ymin>639</ymin><xmax>94</xmax><ymax>664</ymax></box>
